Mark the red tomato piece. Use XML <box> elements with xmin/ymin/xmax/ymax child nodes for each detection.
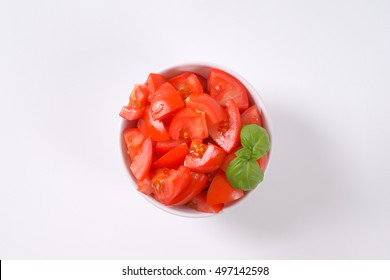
<box><xmin>168</xmin><ymin>172</ymin><xmax>208</xmax><ymax>206</ymax></box>
<box><xmin>206</xmin><ymin>171</ymin><xmax>244</xmax><ymax>205</ymax></box>
<box><xmin>137</xmin><ymin>172</ymin><xmax>154</xmax><ymax>196</ymax></box>
<box><xmin>257</xmin><ymin>153</ymin><xmax>269</xmax><ymax>171</ymax></box>
<box><xmin>130</xmin><ymin>137</ymin><xmax>153</xmax><ymax>181</ymax></box>
<box><xmin>123</xmin><ymin>127</ymin><xmax>145</xmax><ymax>162</ymax></box>
<box><xmin>152</xmin><ymin>166</ymin><xmax>191</xmax><ymax>205</ymax></box>
<box><xmin>168</xmin><ymin>108</ymin><xmax>208</xmax><ymax>141</ymax></box>
<box><xmin>208</xmin><ymin>68</ymin><xmax>249</xmax><ymax>111</ymax></box>
<box><xmin>137</xmin><ymin>106</ymin><xmax>170</xmax><ymax>141</ymax></box>
<box><xmin>220</xmin><ymin>153</ymin><xmax>237</xmax><ymax>172</ymax></box>
<box><xmin>155</xmin><ymin>139</ymin><xmax>189</xmax><ymax>155</ymax></box>
<box><xmin>152</xmin><ymin>143</ymin><xmax>189</xmax><ymax>169</ymax></box>
<box><xmin>185</xmin><ymin>93</ymin><xmax>226</xmax><ymax>124</ymax></box>
<box><xmin>119</xmin><ymin>84</ymin><xmax>149</xmax><ymax>120</ymax></box>
<box><xmin>187</xmin><ymin>191</ymin><xmax>223</xmax><ymax>213</ymax></box>
<box><xmin>241</xmin><ymin>105</ymin><xmax>263</xmax><ymax>127</ymax></box>
<box><xmin>208</xmin><ymin>99</ymin><xmax>241</xmax><ymax>153</ymax></box>
<box><xmin>146</xmin><ymin>73</ymin><xmax>167</xmax><ymax>101</ymax></box>
<box><xmin>184</xmin><ymin>142</ymin><xmax>226</xmax><ymax>173</ymax></box>
<box><xmin>168</xmin><ymin>72</ymin><xmax>203</xmax><ymax>99</ymax></box>
<box><xmin>195</xmin><ymin>74</ymin><xmax>208</xmax><ymax>92</ymax></box>
<box><xmin>150</xmin><ymin>82</ymin><xmax>184</xmax><ymax>121</ymax></box>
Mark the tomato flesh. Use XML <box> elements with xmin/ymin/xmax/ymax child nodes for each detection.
<box><xmin>137</xmin><ymin>172</ymin><xmax>154</xmax><ymax>196</ymax></box>
<box><xmin>119</xmin><ymin>84</ymin><xmax>149</xmax><ymax>120</ymax></box>
<box><xmin>130</xmin><ymin>137</ymin><xmax>153</xmax><ymax>181</ymax></box>
<box><xmin>208</xmin><ymin>68</ymin><xmax>249</xmax><ymax>111</ymax></box>
<box><xmin>184</xmin><ymin>142</ymin><xmax>226</xmax><ymax>173</ymax></box>
<box><xmin>137</xmin><ymin>106</ymin><xmax>170</xmax><ymax>141</ymax></box>
<box><xmin>146</xmin><ymin>73</ymin><xmax>167</xmax><ymax>101</ymax></box>
<box><xmin>241</xmin><ymin>105</ymin><xmax>263</xmax><ymax>127</ymax></box>
<box><xmin>123</xmin><ymin>128</ymin><xmax>145</xmax><ymax>162</ymax></box>
<box><xmin>257</xmin><ymin>153</ymin><xmax>269</xmax><ymax>171</ymax></box>
<box><xmin>155</xmin><ymin>139</ymin><xmax>189</xmax><ymax>155</ymax></box>
<box><xmin>206</xmin><ymin>171</ymin><xmax>244</xmax><ymax>205</ymax></box>
<box><xmin>168</xmin><ymin>72</ymin><xmax>203</xmax><ymax>99</ymax></box>
<box><xmin>152</xmin><ymin>143</ymin><xmax>189</xmax><ymax>169</ymax></box>
<box><xmin>187</xmin><ymin>192</ymin><xmax>223</xmax><ymax>213</ymax></box>
<box><xmin>185</xmin><ymin>93</ymin><xmax>226</xmax><ymax>124</ymax></box>
<box><xmin>151</xmin><ymin>82</ymin><xmax>184</xmax><ymax>120</ymax></box>
<box><xmin>169</xmin><ymin>108</ymin><xmax>208</xmax><ymax>141</ymax></box>
<box><xmin>168</xmin><ymin>172</ymin><xmax>208</xmax><ymax>206</ymax></box>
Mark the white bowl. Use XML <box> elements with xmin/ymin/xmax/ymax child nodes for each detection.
<box><xmin>120</xmin><ymin>63</ymin><xmax>273</xmax><ymax>218</ymax></box>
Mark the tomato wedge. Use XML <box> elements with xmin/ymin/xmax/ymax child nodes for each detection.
<box><xmin>168</xmin><ymin>172</ymin><xmax>208</xmax><ymax>206</ymax></box>
<box><xmin>241</xmin><ymin>105</ymin><xmax>263</xmax><ymax>127</ymax></box>
<box><xmin>130</xmin><ymin>137</ymin><xmax>153</xmax><ymax>181</ymax></box>
<box><xmin>184</xmin><ymin>142</ymin><xmax>226</xmax><ymax>173</ymax></box>
<box><xmin>151</xmin><ymin>82</ymin><xmax>184</xmax><ymax>120</ymax></box>
<box><xmin>152</xmin><ymin>143</ymin><xmax>189</xmax><ymax>169</ymax></box>
<box><xmin>168</xmin><ymin>72</ymin><xmax>204</xmax><ymax>99</ymax></box>
<box><xmin>169</xmin><ymin>108</ymin><xmax>208</xmax><ymax>141</ymax></box>
<box><xmin>209</xmin><ymin>99</ymin><xmax>241</xmax><ymax>153</ymax></box>
<box><xmin>119</xmin><ymin>84</ymin><xmax>149</xmax><ymax>120</ymax></box>
<box><xmin>257</xmin><ymin>153</ymin><xmax>269</xmax><ymax>171</ymax></box>
<box><xmin>123</xmin><ymin>128</ymin><xmax>145</xmax><ymax>161</ymax></box>
<box><xmin>155</xmin><ymin>139</ymin><xmax>189</xmax><ymax>155</ymax></box>
<box><xmin>152</xmin><ymin>166</ymin><xmax>191</xmax><ymax>205</ymax></box>
<box><xmin>185</xmin><ymin>93</ymin><xmax>226</xmax><ymax>124</ymax></box>
<box><xmin>206</xmin><ymin>171</ymin><xmax>244</xmax><ymax>205</ymax></box>
<box><xmin>208</xmin><ymin>68</ymin><xmax>249</xmax><ymax>111</ymax></box>
<box><xmin>187</xmin><ymin>191</ymin><xmax>223</xmax><ymax>213</ymax></box>
<box><xmin>146</xmin><ymin>73</ymin><xmax>167</xmax><ymax>100</ymax></box>
<box><xmin>137</xmin><ymin>106</ymin><xmax>169</xmax><ymax>141</ymax></box>
<box><xmin>137</xmin><ymin>172</ymin><xmax>154</xmax><ymax>196</ymax></box>
<box><xmin>220</xmin><ymin>153</ymin><xmax>237</xmax><ymax>172</ymax></box>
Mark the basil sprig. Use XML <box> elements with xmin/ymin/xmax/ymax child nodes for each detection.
<box><xmin>226</xmin><ymin>124</ymin><xmax>270</xmax><ymax>191</ymax></box>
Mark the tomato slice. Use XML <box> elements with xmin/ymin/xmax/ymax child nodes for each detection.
<box><xmin>130</xmin><ymin>137</ymin><xmax>153</xmax><ymax>181</ymax></box>
<box><xmin>185</xmin><ymin>93</ymin><xmax>226</xmax><ymax>124</ymax></box>
<box><xmin>257</xmin><ymin>153</ymin><xmax>269</xmax><ymax>171</ymax></box>
<box><xmin>206</xmin><ymin>171</ymin><xmax>244</xmax><ymax>205</ymax></box>
<box><xmin>168</xmin><ymin>72</ymin><xmax>203</xmax><ymax>99</ymax></box>
<box><xmin>146</xmin><ymin>73</ymin><xmax>167</xmax><ymax>101</ymax></box>
<box><xmin>168</xmin><ymin>108</ymin><xmax>208</xmax><ymax>141</ymax></box>
<box><xmin>208</xmin><ymin>99</ymin><xmax>241</xmax><ymax>153</ymax></box>
<box><xmin>154</xmin><ymin>139</ymin><xmax>189</xmax><ymax>155</ymax></box>
<box><xmin>220</xmin><ymin>153</ymin><xmax>237</xmax><ymax>172</ymax></box>
<box><xmin>152</xmin><ymin>166</ymin><xmax>191</xmax><ymax>205</ymax></box>
<box><xmin>184</xmin><ymin>142</ymin><xmax>226</xmax><ymax>173</ymax></box>
<box><xmin>187</xmin><ymin>191</ymin><xmax>223</xmax><ymax>213</ymax></box>
<box><xmin>119</xmin><ymin>84</ymin><xmax>149</xmax><ymax>120</ymax></box>
<box><xmin>168</xmin><ymin>172</ymin><xmax>208</xmax><ymax>206</ymax></box>
<box><xmin>195</xmin><ymin>74</ymin><xmax>208</xmax><ymax>92</ymax></box>
<box><xmin>137</xmin><ymin>106</ymin><xmax>169</xmax><ymax>141</ymax></box>
<box><xmin>150</xmin><ymin>82</ymin><xmax>184</xmax><ymax>120</ymax></box>
<box><xmin>123</xmin><ymin>128</ymin><xmax>145</xmax><ymax>162</ymax></box>
<box><xmin>137</xmin><ymin>172</ymin><xmax>154</xmax><ymax>196</ymax></box>
<box><xmin>241</xmin><ymin>105</ymin><xmax>263</xmax><ymax>127</ymax></box>
<box><xmin>152</xmin><ymin>143</ymin><xmax>189</xmax><ymax>169</ymax></box>
<box><xmin>208</xmin><ymin>68</ymin><xmax>249</xmax><ymax>111</ymax></box>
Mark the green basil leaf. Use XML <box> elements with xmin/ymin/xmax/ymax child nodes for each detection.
<box><xmin>235</xmin><ymin>147</ymin><xmax>252</xmax><ymax>160</ymax></box>
<box><xmin>240</xmin><ymin>124</ymin><xmax>270</xmax><ymax>160</ymax></box>
<box><xmin>226</xmin><ymin>157</ymin><xmax>264</xmax><ymax>191</ymax></box>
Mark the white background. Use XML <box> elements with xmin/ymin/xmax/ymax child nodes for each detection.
<box><xmin>0</xmin><ymin>0</ymin><xmax>389</xmax><ymax>259</ymax></box>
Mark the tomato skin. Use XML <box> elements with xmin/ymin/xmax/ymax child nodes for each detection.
<box><xmin>206</xmin><ymin>171</ymin><xmax>244</xmax><ymax>205</ymax></box>
<box><xmin>146</xmin><ymin>73</ymin><xmax>167</xmax><ymax>101</ymax></box>
<box><xmin>209</xmin><ymin>99</ymin><xmax>242</xmax><ymax>153</ymax></box>
<box><xmin>187</xmin><ymin>191</ymin><xmax>223</xmax><ymax>213</ymax></box>
<box><xmin>123</xmin><ymin>128</ymin><xmax>145</xmax><ymax>162</ymax></box>
<box><xmin>130</xmin><ymin>137</ymin><xmax>153</xmax><ymax>181</ymax></box>
<box><xmin>155</xmin><ymin>139</ymin><xmax>189</xmax><ymax>155</ymax></box>
<box><xmin>119</xmin><ymin>84</ymin><xmax>149</xmax><ymax>120</ymax></box>
<box><xmin>152</xmin><ymin>143</ymin><xmax>189</xmax><ymax>169</ymax></box>
<box><xmin>152</xmin><ymin>166</ymin><xmax>191</xmax><ymax>205</ymax></box>
<box><xmin>241</xmin><ymin>105</ymin><xmax>263</xmax><ymax>127</ymax></box>
<box><xmin>168</xmin><ymin>172</ymin><xmax>208</xmax><ymax>206</ymax></box>
<box><xmin>168</xmin><ymin>108</ymin><xmax>208</xmax><ymax>141</ymax></box>
<box><xmin>208</xmin><ymin>68</ymin><xmax>249</xmax><ymax>111</ymax></box>
<box><xmin>257</xmin><ymin>153</ymin><xmax>269</xmax><ymax>171</ymax></box>
<box><xmin>137</xmin><ymin>106</ymin><xmax>170</xmax><ymax>141</ymax></box>
<box><xmin>185</xmin><ymin>93</ymin><xmax>226</xmax><ymax>124</ymax></box>
<box><xmin>184</xmin><ymin>142</ymin><xmax>226</xmax><ymax>173</ymax></box>
<box><xmin>168</xmin><ymin>72</ymin><xmax>203</xmax><ymax>99</ymax></box>
<box><xmin>137</xmin><ymin>172</ymin><xmax>154</xmax><ymax>196</ymax></box>
<box><xmin>151</xmin><ymin>82</ymin><xmax>184</xmax><ymax>121</ymax></box>
<box><xmin>220</xmin><ymin>153</ymin><xmax>237</xmax><ymax>172</ymax></box>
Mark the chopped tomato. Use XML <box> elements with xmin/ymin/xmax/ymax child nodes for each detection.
<box><xmin>206</xmin><ymin>171</ymin><xmax>244</xmax><ymax>205</ymax></box>
<box><xmin>220</xmin><ymin>153</ymin><xmax>237</xmax><ymax>172</ymax></box>
<box><xmin>185</xmin><ymin>93</ymin><xmax>226</xmax><ymax>124</ymax></box>
<box><xmin>169</xmin><ymin>172</ymin><xmax>208</xmax><ymax>206</ymax></box>
<box><xmin>123</xmin><ymin>128</ymin><xmax>145</xmax><ymax>161</ymax></box>
<box><xmin>168</xmin><ymin>108</ymin><xmax>208</xmax><ymax>141</ymax></box>
<box><xmin>130</xmin><ymin>137</ymin><xmax>153</xmax><ymax>181</ymax></box>
<box><xmin>137</xmin><ymin>106</ymin><xmax>169</xmax><ymax>141</ymax></box>
<box><xmin>209</xmin><ymin>99</ymin><xmax>241</xmax><ymax>153</ymax></box>
<box><xmin>137</xmin><ymin>172</ymin><xmax>154</xmax><ymax>196</ymax></box>
<box><xmin>241</xmin><ymin>105</ymin><xmax>263</xmax><ymax>127</ymax></box>
<box><xmin>146</xmin><ymin>73</ymin><xmax>167</xmax><ymax>100</ymax></box>
<box><xmin>196</xmin><ymin>74</ymin><xmax>208</xmax><ymax>92</ymax></box>
<box><xmin>150</xmin><ymin>82</ymin><xmax>184</xmax><ymax>120</ymax></box>
<box><xmin>155</xmin><ymin>139</ymin><xmax>189</xmax><ymax>155</ymax></box>
<box><xmin>152</xmin><ymin>143</ymin><xmax>189</xmax><ymax>169</ymax></box>
<box><xmin>119</xmin><ymin>84</ymin><xmax>149</xmax><ymax>120</ymax></box>
<box><xmin>168</xmin><ymin>73</ymin><xmax>203</xmax><ymax>99</ymax></box>
<box><xmin>184</xmin><ymin>142</ymin><xmax>226</xmax><ymax>173</ymax></box>
<box><xmin>187</xmin><ymin>192</ymin><xmax>223</xmax><ymax>213</ymax></box>
<box><xmin>208</xmin><ymin>68</ymin><xmax>249</xmax><ymax>111</ymax></box>
<box><xmin>257</xmin><ymin>153</ymin><xmax>269</xmax><ymax>171</ymax></box>
<box><xmin>152</xmin><ymin>166</ymin><xmax>191</xmax><ymax>205</ymax></box>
